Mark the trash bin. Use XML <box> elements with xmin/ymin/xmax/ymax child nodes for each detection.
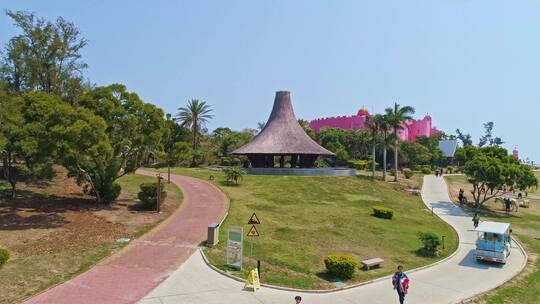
<box><xmin>207</xmin><ymin>223</ymin><xmax>219</xmax><ymax>247</ymax></box>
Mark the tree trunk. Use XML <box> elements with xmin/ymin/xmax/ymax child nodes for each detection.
<box><xmin>383</xmin><ymin>146</ymin><xmax>387</xmax><ymax>182</ymax></box>
<box><xmin>371</xmin><ymin>145</ymin><xmax>376</xmax><ymax>178</ymax></box>
<box><xmin>394</xmin><ymin>139</ymin><xmax>399</xmax><ymax>182</ymax></box>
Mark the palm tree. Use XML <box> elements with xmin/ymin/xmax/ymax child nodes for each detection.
<box><xmin>385</xmin><ymin>102</ymin><xmax>415</xmax><ymax>182</ymax></box>
<box><xmin>379</xmin><ymin>115</ymin><xmax>391</xmax><ymax>182</ymax></box>
<box><xmin>175</xmin><ymin>99</ymin><xmax>214</xmax><ymax>150</ymax></box>
<box><xmin>365</xmin><ymin>114</ymin><xmax>382</xmax><ymax>178</ymax></box>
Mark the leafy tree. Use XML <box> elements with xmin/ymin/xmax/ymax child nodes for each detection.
<box><xmin>73</xmin><ymin>84</ymin><xmax>166</xmax><ymax>203</ymax></box>
<box><xmin>0</xmin><ymin>11</ymin><xmax>88</xmax><ymax>103</ymax></box>
<box><xmin>400</xmin><ymin>141</ymin><xmax>431</xmax><ymax>168</ymax></box>
<box><xmin>478</xmin><ymin>122</ymin><xmax>504</xmax><ymax>147</ymax></box>
<box><xmin>298</xmin><ymin>119</ymin><xmax>314</xmax><ymax>138</ymax></box>
<box><xmin>176</xmin><ymin>99</ymin><xmax>213</xmax><ymax>151</ymax></box>
<box><xmin>211</xmin><ymin>127</ymin><xmax>253</xmax><ymax>158</ymax></box>
<box><xmin>161</xmin><ymin>114</ymin><xmax>191</xmax><ymax>181</ymax></box>
<box><xmin>460</xmin><ymin>146</ymin><xmax>537</xmax><ymax>207</ymax></box>
<box><xmin>385</xmin><ymin>102</ymin><xmax>415</xmax><ymax>181</ymax></box>
<box><xmin>415</xmin><ymin>136</ymin><xmax>444</xmax><ymax>166</ymax></box>
<box><xmin>0</xmin><ymin>87</ymin><xmax>26</xmax><ymax>198</ymax></box>
<box><xmin>456</xmin><ymin>129</ymin><xmax>472</xmax><ymax>146</ymax></box>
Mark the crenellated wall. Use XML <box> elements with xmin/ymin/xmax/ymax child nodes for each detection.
<box><xmin>309</xmin><ymin>109</ymin><xmax>438</xmax><ymax>141</ymax></box>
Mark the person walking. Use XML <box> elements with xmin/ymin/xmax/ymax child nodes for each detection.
<box><xmin>392</xmin><ymin>265</ymin><xmax>409</xmax><ymax>304</ymax></box>
<box><xmin>458</xmin><ymin>189</ymin><xmax>464</xmax><ymax>205</ymax></box>
<box><xmin>472</xmin><ymin>212</ymin><xmax>480</xmax><ymax>228</ymax></box>
<box><xmin>294</xmin><ymin>296</ymin><xmax>302</xmax><ymax>304</ymax></box>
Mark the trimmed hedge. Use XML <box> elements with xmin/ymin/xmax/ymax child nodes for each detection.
<box><xmin>373</xmin><ymin>205</ymin><xmax>394</xmax><ymax>219</ymax></box>
<box><xmin>403</xmin><ymin>168</ymin><xmax>414</xmax><ymax>179</ymax></box>
<box><xmin>0</xmin><ymin>248</ymin><xmax>10</xmax><ymax>269</ymax></box>
<box><xmin>137</xmin><ymin>182</ymin><xmax>167</xmax><ymax>210</ymax></box>
<box><xmin>324</xmin><ymin>254</ymin><xmax>359</xmax><ymax>280</ymax></box>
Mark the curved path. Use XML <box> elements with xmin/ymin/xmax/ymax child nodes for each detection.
<box><xmin>23</xmin><ymin>170</ymin><xmax>228</xmax><ymax>304</ymax></box>
<box><xmin>139</xmin><ymin>175</ymin><xmax>526</xmax><ymax>304</ymax></box>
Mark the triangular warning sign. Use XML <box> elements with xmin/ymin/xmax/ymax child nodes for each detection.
<box><xmin>246</xmin><ymin>225</ymin><xmax>259</xmax><ymax>237</ymax></box>
<box><xmin>248</xmin><ymin>212</ymin><xmax>261</xmax><ymax>225</ymax></box>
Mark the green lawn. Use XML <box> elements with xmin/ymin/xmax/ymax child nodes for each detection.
<box><xmin>445</xmin><ymin>174</ymin><xmax>540</xmax><ymax>304</ymax></box>
<box><xmin>154</xmin><ymin>167</ymin><xmax>457</xmax><ymax>289</ymax></box>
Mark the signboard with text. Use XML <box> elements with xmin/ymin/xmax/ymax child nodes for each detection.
<box><xmin>227</xmin><ymin>227</ymin><xmax>243</xmax><ymax>270</ymax></box>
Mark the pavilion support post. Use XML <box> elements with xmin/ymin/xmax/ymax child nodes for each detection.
<box><xmin>279</xmin><ymin>156</ymin><xmax>285</xmax><ymax>168</ymax></box>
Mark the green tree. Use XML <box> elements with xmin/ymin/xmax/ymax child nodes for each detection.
<box><xmin>385</xmin><ymin>102</ymin><xmax>415</xmax><ymax>181</ymax></box>
<box><xmin>461</xmin><ymin>146</ymin><xmax>537</xmax><ymax>207</ymax></box>
<box><xmin>415</xmin><ymin>136</ymin><xmax>444</xmax><ymax>166</ymax></box>
<box><xmin>478</xmin><ymin>122</ymin><xmax>504</xmax><ymax>147</ymax></box>
<box><xmin>456</xmin><ymin>128</ymin><xmax>472</xmax><ymax>146</ymax></box>
<box><xmin>176</xmin><ymin>99</ymin><xmax>213</xmax><ymax>151</ymax></box>
<box><xmin>74</xmin><ymin>84</ymin><xmax>166</xmax><ymax>203</ymax></box>
<box><xmin>379</xmin><ymin>115</ymin><xmax>392</xmax><ymax>181</ymax></box>
<box><xmin>365</xmin><ymin>114</ymin><xmax>381</xmax><ymax>178</ymax></box>
<box><xmin>400</xmin><ymin>141</ymin><xmax>431</xmax><ymax>168</ymax></box>
<box><xmin>0</xmin><ymin>11</ymin><xmax>88</xmax><ymax>103</ymax></box>
<box><xmin>0</xmin><ymin>87</ymin><xmax>25</xmax><ymax>198</ymax></box>
<box><xmin>298</xmin><ymin>119</ymin><xmax>315</xmax><ymax>138</ymax></box>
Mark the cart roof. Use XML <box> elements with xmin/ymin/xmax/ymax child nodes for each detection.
<box><xmin>475</xmin><ymin>221</ymin><xmax>510</xmax><ymax>234</ymax></box>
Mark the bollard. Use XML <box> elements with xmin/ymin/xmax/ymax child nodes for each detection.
<box><xmin>257</xmin><ymin>260</ymin><xmax>261</xmax><ymax>279</ymax></box>
<box><xmin>442</xmin><ymin>235</ymin><xmax>445</xmax><ymax>249</ymax></box>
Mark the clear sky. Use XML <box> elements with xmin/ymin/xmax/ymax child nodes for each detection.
<box><xmin>1</xmin><ymin>1</ymin><xmax>539</xmax><ymax>162</ymax></box>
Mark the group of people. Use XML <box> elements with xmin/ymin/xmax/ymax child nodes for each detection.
<box><xmin>503</xmin><ymin>197</ymin><xmax>514</xmax><ymax>213</ymax></box>
<box><xmin>434</xmin><ymin>168</ymin><xmax>444</xmax><ymax>177</ymax></box>
<box><xmin>293</xmin><ymin>266</ymin><xmax>410</xmax><ymax>304</ymax></box>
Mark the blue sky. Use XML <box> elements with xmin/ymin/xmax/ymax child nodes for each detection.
<box><xmin>1</xmin><ymin>1</ymin><xmax>539</xmax><ymax>162</ymax></box>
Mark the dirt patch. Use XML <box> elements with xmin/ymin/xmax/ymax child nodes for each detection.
<box><xmin>0</xmin><ymin>167</ymin><xmax>182</xmax><ymax>304</ymax></box>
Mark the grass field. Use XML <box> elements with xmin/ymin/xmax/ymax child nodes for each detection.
<box><xmin>155</xmin><ymin>167</ymin><xmax>457</xmax><ymax>289</ymax></box>
<box><xmin>445</xmin><ymin>174</ymin><xmax>540</xmax><ymax>304</ymax></box>
<box><xmin>0</xmin><ymin>171</ymin><xmax>182</xmax><ymax>304</ymax></box>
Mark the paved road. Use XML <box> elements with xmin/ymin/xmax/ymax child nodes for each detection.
<box><xmin>139</xmin><ymin>175</ymin><xmax>526</xmax><ymax>304</ymax></box>
<box><xmin>23</xmin><ymin>170</ymin><xmax>228</xmax><ymax>304</ymax></box>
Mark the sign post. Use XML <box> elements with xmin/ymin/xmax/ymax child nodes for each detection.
<box><xmin>156</xmin><ymin>173</ymin><xmax>163</xmax><ymax>213</ymax></box>
<box><xmin>246</xmin><ymin>212</ymin><xmax>260</xmax><ymax>268</ymax></box>
<box><xmin>227</xmin><ymin>227</ymin><xmax>243</xmax><ymax>270</ymax></box>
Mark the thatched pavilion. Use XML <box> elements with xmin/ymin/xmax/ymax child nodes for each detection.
<box><xmin>232</xmin><ymin>91</ymin><xmax>335</xmax><ymax>168</ymax></box>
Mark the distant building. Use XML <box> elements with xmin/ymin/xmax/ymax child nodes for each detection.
<box><xmin>438</xmin><ymin>140</ymin><xmax>459</xmax><ymax>165</ymax></box>
<box><xmin>309</xmin><ymin>108</ymin><xmax>439</xmax><ymax>141</ymax></box>
<box><xmin>512</xmin><ymin>147</ymin><xmax>519</xmax><ymax>160</ymax></box>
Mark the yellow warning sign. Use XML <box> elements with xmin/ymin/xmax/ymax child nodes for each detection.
<box><xmin>244</xmin><ymin>268</ymin><xmax>261</xmax><ymax>292</ymax></box>
<box><xmin>246</xmin><ymin>225</ymin><xmax>259</xmax><ymax>237</ymax></box>
<box><xmin>248</xmin><ymin>212</ymin><xmax>261</xmax><ymax>225</ymax></box>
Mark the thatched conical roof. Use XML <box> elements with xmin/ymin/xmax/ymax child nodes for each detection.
<box><xmin>232</xmin><ymin>91</ymin><xmax>334</xmax><ymax>155</ymax></box>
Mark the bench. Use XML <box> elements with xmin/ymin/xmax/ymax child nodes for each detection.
<box><xmin>362</xmin><ymin>258</ymin><xmax>384</xmax><ymax>270</ymax></box>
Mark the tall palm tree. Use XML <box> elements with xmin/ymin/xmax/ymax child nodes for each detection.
<box><xmin>365</xmin><ymin>114</ymin><xmax>381</xmax><ymax>178</ymax></box>
<box><xmin>175</xmin><ymin>99</ymin><xmax>214</xmax><ymax>150</ymax></box>
<box><xmin>385</xmin><ymin>102</ymin><xmax>415</xmax><ymax>182</ymax></box>
<box><xmin>379</xmin><ymin>115</ymin><xmax>391</xmax><ymax>182</ymax></box>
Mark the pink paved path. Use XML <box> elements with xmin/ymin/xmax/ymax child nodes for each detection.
<box><xmin>23</xmin><ymin>170</ymin><xmax>228</xmax><ymax>304</ymax></box>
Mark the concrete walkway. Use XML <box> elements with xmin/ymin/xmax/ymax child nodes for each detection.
<box><xmin>139</xmin><ymin>175</ymin><xmax>526</xmax><ymax>304</ymax></box>
<box><xmin>23</xmin><ymin>170</ymin><xmax>228</xmax><ymax>304</ymax></box>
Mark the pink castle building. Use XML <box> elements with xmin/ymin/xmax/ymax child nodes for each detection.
<box><xmin>309</xmin><ymin>108</ymin><xmax>439</xmax><ymax>141</ymax></box>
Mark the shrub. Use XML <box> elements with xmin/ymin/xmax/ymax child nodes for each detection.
<box><xmin>420</xmin><ymin>165</ymin><xmax>432</xmax><ymax>175</ymax></box>
<box><xmin>220</xmin><ymin>156</ymin><xmax>241</xmax><ymax>166</ymax></box>
<box><xmin>137</xmin><ymin>182</ymin><xmax>167</xmax><ymax>210</ymax></box>
<box><xmin>324</xmin><ymin>255</ymin><xmax>359</xmax><ymax>280</ymax></box>
<box><xmin>445</xmin><ymin>166</ymin><xmax>454</xmax><ymax>174</ymax></box>
<box><xmin>418</xmin><ymin>232</ymin><xmax>442</xmax><ymax>256</ymax></box>
<box><xmin>348</xmin><ymin>160</ymin><xmax>368</xmax><ymax>170</ymax></box>
<box><xmin>0</xmin><ymin>248</ymin><xmax>10</xmax><ymax>269</ymax></box>
<box><xmin>403</xmin><ymin>168</ymin><xmax>414</xmax><ymax>179</ymax></box>
<box><xmin>373</xmin><ymin>206</ymin><xmax>394</xmax><ymax>219</ymax></box>
<box><xmin>223</xmin><ymin>166</ymin><xmax>245</xmax><ymax>185</ymax></box>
